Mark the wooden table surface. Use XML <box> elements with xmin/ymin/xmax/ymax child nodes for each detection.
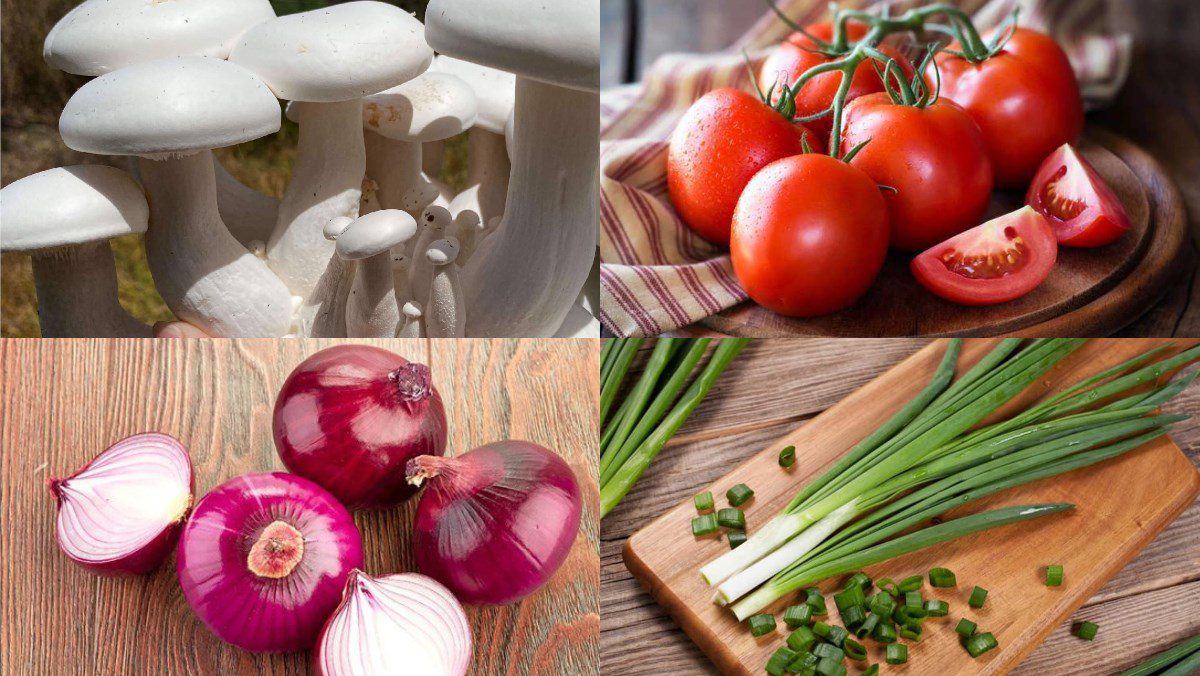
<box><xmin>600</xmin><ymin>338</ymin><xmax>1200</xmax><ymax>675</ymax></box>
<box><xmin>599</xmin><ymin>0</ymin><xmax>1200</xmax><ymax>337</ymax></box>
<box><xmin>0</xmin><ymin>338</ymin><xmax>599</xmax><ymax>675</ymax></box>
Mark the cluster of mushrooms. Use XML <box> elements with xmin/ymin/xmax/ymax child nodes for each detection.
<box><xmin>0</xmin><ymin>0</ymin><xmax>599</xmax><ymax>338</ymax></box>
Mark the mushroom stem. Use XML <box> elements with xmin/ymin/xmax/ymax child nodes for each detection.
<box><xmin>213</xmin><ymin>156</ymin><xmax>278</xmax><ymax>249</ymax></box>
<box><xmin>31</xmin><ymin>243</ymin><xmax>152</xmax><ymax>337</ymax></box>
<box><xmin>397</xmin><ymin>301</ymin><xmax>424</xmax><ymax>337</ymax></box>
<box><xmin>426</xmin><ymin>239</ymin><xmax>465</xmax><ymax>337</ymax></box>
<box><xmin>364</xmin><ymin>129</ymin><xmax>439</xmax><ymax>218</ymax></box>
<box><xmin>265</xmin><ymin>99</ymin><xmax>364</xmax><ymax>317</ymax></box>
<box><xmin>449</xmin><ymin>127</ymin><xmax>509</xmax><ymax>225</ymax></box>
<box><xmin>407</xmin><ymin>207</ymin><xmax>450</xmax><ymax>310</ymax></box>
<box><xmin>346</xmin><ymin>251</ymin><xmax>401</xmax><ymax>337</ymax></box>
<box><xmin>463</xmin><ymin>77</ymin><xmax>598</xmax><ymax>336</ymax></box>
<box><xmin>138</xmin><ymin>151</ymin><xmax>292</xmax><ymax>337</ymax></box>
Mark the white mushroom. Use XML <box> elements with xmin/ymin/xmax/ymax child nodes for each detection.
<box><xmin>362</xmin><ymin>71</ymin><xmax>477</xmax><ymax>219</ymax></box>
<box><xmin>554</xmin><ymin>251</ymin><xmax>601</xmax><ymax>337</ymax></box>
<box><xmin>213</xmin><ymin>157</ymin><xmax>278</xmax><ymax>249</ymax></box>
<box><xmin>228</xmin><ymin>1</ymin><xmax>432</xmax><ymax>333</ymax></box>
<box><xmin>433</xmin><ymin>55</ymin><xmax>515</xmax><ymax>226</ymax></box>
<box><xmin>424</xmin><ymin>238</ymin><xmax>465</xmax><ymax>338</ymax></box>
<box><xmin>427</xmin><ymin>0</ymin><xmax>599</xmax><ymax>337</ymax></box>
<box><xmin>0</xmin><ymin>165</ymin><xmax>152</xmax><ymax>337</ymax></box>
<box><xmin>300</xmin><ymin>216</ymin><xmax>358</xmax><ymax>337</ymax></box>
<box><xmin>452</xmin><ymin>211</ymin><xmax>492</xmax><ymax>268</ymax></box>
<box><xmin>397</xmin><ymin>301</ymin><xmax>425</xmax><ymax>338</ymax></box>
<box><xmin>336</xmin><ymin>210</ymin><xmax>418</xmax><ymax>337</ymax></box>
<box><xmin>407</xmin><ymin>206</ymin><xmax>452</xmax><ymax>310</ymax></box>
<box><xmin>59</xmin><ymin>56</ymin><xmax>293</xmax><ymax>337</ymax></box>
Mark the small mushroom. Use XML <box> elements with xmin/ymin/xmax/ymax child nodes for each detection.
<box><xmin>424</xmin><ymin>238</ymin><xmax>464</xmax><ymax>338</ymax></box>
<box><xmin>397</xmin><ymin>301</ymin><xmax>425</xmax><ymax>338</ymax></box>
<box><xmin>335</xmin><ymin>210</ymin><xmax>418</xmax><ymax>337</ymax></box>
<box><xmin>407</xmin><ymin>206</ymin><xmax>452</xmax><ymax>310</ymax></box>
<box><xmin>0</xmin><ymin>165</ymin><xmax>152</xmax><ymax>337</ymax></box>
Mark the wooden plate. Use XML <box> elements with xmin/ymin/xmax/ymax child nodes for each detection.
<box><xmin>697</xmin><ymin>129</ymin><xmax>1189</xmax><ymax>337</ymax></box>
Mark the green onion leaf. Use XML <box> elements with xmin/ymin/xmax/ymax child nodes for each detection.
<box><xmin>691</xmin><ymin>514</ymin><xmax>718</xmax><ymax>537</ymax></box>
<box><xmin>844</xmin><ymin>638</ymin><xmax>868</xmax><ymax>661</ymax></box>
<box><xmin>869</xmin><ymin>592</ymin><xmax>896</xmax><ymax>619</ymax></box>
<box><xmin>748</xmin><ymin>613</ymin><xmax>776</xmax><ymax>637</ymax></box>
<box><xmin>694</xmin><ymin>491</ymin><xmax>714</xmax><ymax>512</ymax></box>
<box><xmin>787</xmin><ymin>626</ymin><xmax>817</xmax><ymax>652</ymax></box>
<box><xmin>968</xmin><ymin>586</ymin><xmax>988</xmax><ymax>609</ymax></box>
<box><xmin>841</xmin><ymin>605</ymin><xmax>866</xmax><ymax>629</ymax></box>
<box><xmin>805</xmin><ymin>589</ymin><xmax>828</xmax><ymax>615</ymax></box>
<box><xmin>766</xmin><ymin>647</ymin><xmax>797</xmax><ymax>676</ymax></box>
<box><xmin>1074</xmin><ymin>621</ymin><xmax>1098</xmax><ymax>641</ymax></box>
<box><xmin>813</xmin><ymin>643</ymin><xmax>844</xmax><ymax>662</ymax></box>
<box><xmin>966</xmin><ymin>632</ymin><xmax>998</xmax><ymax>658</ymax></box>
<box><xmin>886</xmin><ymin>644</ymin><xmax>908</xmax><ymax>664</ymax></box>
<box><xmin>717</xmin><ymin>508</ymin><xmax>745</xmax><ymax>530</ymax></box>
<box><xmin>956</xmin><ymin>618</ymin><xmax>977</xmax><ymax>637</ymax></box>
<box><xmin>897</xmin><ymin>575</ymin><xmax>923</xmax><ymax>593</ymax></box>
<box><xmin>727</xmin><ymin>483</ymin><xmax>754</xmax><ymax>506</ymax></box>
<box><xmin>856</xmin><ymin>613</ymin><xmax>881</xmax><ymax>639</ymax></box>
<box><xmin>788</xmin><ymin>650</ymin><xmax>819</xmax><ymax>672</ymax></box>
<box><xmin>780</xmin><ymin>445</ymin><xmax>797</xmax><ymax>468</ymax></box>
<box><xmin>872</xmin><ymin>621</ymin><xmax>897</xmax><ymax>644</ymax></box>
<box><xmin>924</xmin><ymin>599</ymin><xmax>949</xmax><ymax>617</ymax></box>
<box><xmin>728</xmin><ymin>530</ymin><xmax>747</xmax><ymax>549</ymax></box>
<box><xmin>929</xmin><ymin>567</ymin><xmax>957</xmax><ymax>587</ymax></box>
<box><xmin>784</xmin><ymin>605</ymin><xmax>814</xmax><ymax>628</ymax></box>
<box><xmin>1046</xmin><ymin>564</ymin><xmax>1064</xmax><ymax>586</ymax></box>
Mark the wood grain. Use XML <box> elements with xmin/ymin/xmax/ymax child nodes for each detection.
<box><xmin>601</xmin><ymin>338</ymin><xmax>1200</xmax><ymax>675</ymax></box>
<box><xmin>0</xmin><ymin>338</ymin><xmax>599</xmax><ymax>676</ymax></box>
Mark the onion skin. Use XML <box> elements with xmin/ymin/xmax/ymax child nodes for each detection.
<box><xmin>177</xmin><ymin>472</ymin><xmax>364</xmax><ymax>653</ymax></box>
<box><xmin>409</xmin><ymin>440</ymin><xmax>582</xmax><ymax>605</ymax></box>
<box><xmin>50</xmin><ymin>432</ymin><xmax>193</xmax><ymax>575</ymax></box>
<box><xmin>315</xmin><ymin>570</ymin><xmax>472</xmax><ymax>676</ymax></box>
<box><xmin>273</xmin><ymin>345</ymin><xmax>448</xmax><ymax>509</ymax></box>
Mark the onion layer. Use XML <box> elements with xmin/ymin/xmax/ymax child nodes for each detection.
<box><xmin>407</xmin><ymin>440</ymin><xmax>582</xmax><ymax>605</ymax></box>
<box><xmin>177</xmin><ymin>472</ymin><xmax>364</xmax><ymax>652</ymax></box>
<box><xmin>273</xmin><ymin>345</ymin><xmax>448</xmax><ymax>508</ymax></box>
<box><xmin>50</xmin><ymin>432</ymin><xmax>193</xmax><ymax>575</ymax></box>
<box><xmin>316</xmin><ymin>570</ymin><xmax>472</xmax><ymax>676</ymax></box>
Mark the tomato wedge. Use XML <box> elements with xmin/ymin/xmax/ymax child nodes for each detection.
<box><xmin>911</xmin><ymin>206</ymin><xmax>1057</xmax><ymax>306</ymax></box>
<box><xmin>1026</xmin><ymin>144</ymin><xmax>1132</xmax><ymax>248</ymax></box>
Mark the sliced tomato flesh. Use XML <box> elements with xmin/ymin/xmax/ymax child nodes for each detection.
<box><xmin>1026</xmin><ymin>144</ymin><xmax>1131</xmax><ymax>248</ymax></box>
<box><xmin>911</xmin><ymin>206</ymin><xmax>1058</xmax><ymax>306</ymax></box>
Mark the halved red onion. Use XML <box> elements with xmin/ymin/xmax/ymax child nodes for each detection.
<box><xmin>407</xmin><ymin>440</ymin><xmax>582</xmax><ymax>605</ymax></box>
<box><xmin>49</xmin><ymin>432</ymin><xmax>193</xmax><ymax>575</ymax></box>
<box><xmin>177</xmin><ymin>472</ymin><xmax>363</xmax><ymax>652</ymax></box>
<box><xmin>315</xmin><ymin>570</ymin><xmax>472</xmax><ymax>676</ymax></box>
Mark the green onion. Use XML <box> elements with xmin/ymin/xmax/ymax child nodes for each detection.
<box><xmin>862</xmin><ymin>666</ymin><xmax>879</xmax><ymax>676</ymax></box>
<box><xmin>717</xmin><ymin>508</ymin><xmax>745</xmax><ymax>530</ymax></box>
<box><xmin>812</xmin><ymin>621</ymin><xmax>833</xmax><ymax>639</ymax></box>
<box><xmin>904</xmin><ymin>590</ymin><xmax>923</xmax><ymax>608</ymax></box>
<box><xmin>968</xmin><ymin>586</ymin><xmax>988</xmax><ymax>609</ymax></box>
<box><xmin>895</xmin><ymin>605</ymin><xmax>926</xmax><ymax>623</ymax></box>
<box><xmin>956</xmin><ymin>618</ymin><xmax>977</xmax><ymax>637</ymax></box>
<box><xmin>841</xmin><ymin>605</ymin><xmax>866</xmax><ymax>629</ymax></box>
<box><xmin>1119</xmin><ymin>633</ymin><xmax>1200</xmax><ymax>676</ymax></box>
<box><xmin>815</xmin><ymin>656</ymin><xmax>845</xmax><ymax>676</ymax></box>
<box><xmin>897</xmin><ymin>575</ymin><xmax>923</xmax><ymax>593</ymax></box>
<box><xmin>929</xmin><ymin>567</ymin><xmax>957</xmax><ymax>587</ymax></box>
<box><xmin>766</xmin><ymin>647</ymin><xmax>797</xmax><ymax>676</ymax></box>
<box><xmin>691</xmin><ymin>514</ymin><xmax>718</xmax><ymax>537</ymax></box>
<box><xmin>966</xmin><ymin>632</ymin><xmax>998</xmax><ymax>658</ymax></box>
<box><xmin>1046</xmin><ymin>564</ymin><xmax>1064</xmax><ymax>586</ymax></box>
<box><xmin>599</xmin><ymin>338</ymin><xmax>642</xmax><ymax>426</ymax></box>
<box><xmin>826</xmin><ymin>625</ymin><xmax>849</xmax><ymax>647</ymax></box>
<box><xmin>876</xmin><ymin>578</ymin><xmax>897</xmax><ymax>594</ymax></box>
<box><xmin>886</xmin><ymin>644</ymin><xmax>908</xmax><ymax>664</ymax></box>
<box><xmin>869</xmin><ymin>593</ymin><xmax>896</xmax><ymax>618</ymax></box>
<box><xmin>780</xmin><ymin>445</ymin><xmax>797</xmax><ymax>468</ymax></box>
<box><xmin>748</xmin><ymin>613</ymin><xmax>776</xmax><ymax>636</ymax></box>
<box><xmin>727</xmin><ymin>483</ymin><xmax>755</xmax><ymax>506</ymax></box>
<box><xmin>845</xmin><ymin>572</ymin><xmax>873</xmax><ymax>593</ymax></box>
<box><xmin>784</xmin><ymin>604</ymin><xmax>813</xmax><ymax>628</ymax></box>
<box><xmin>694</xmin><ymin>492</ymin><xmax>714</xmax><ymax>512</ymax></box>
<box><xmin>805</xmin><ymin>589</ymin><xmax>827</xmax><ymax>615</ymax></box>
<box><xmin>924</xmin><ymin>599</ymin><xmax>949</xmax><ymax>617</ymax></box>
<box><xmin>1074</xmin><ymin>621</ymin><xmax>1098</xmax><ymax>641</ymax></box>
<box><xmin>844</xmin><ymin>638</ymin><xmax>868</xmax><ymax>661</ymax></box>
<box><xmin>856</xmin><ymin>613</ymin><xmax>880</xmax><ymax>639</ymax></box>
<box><xmin>788</xmin><ymin>650</ymin><xmax>819</xmax><ymax>672</ymax></box>
<box><xmin>834</xmin><ymin>585</ymin><xmax>864</xmax><ymax>613</ymax></box>
<box><xmin>787</xmin><ymin>626</ymin><xmax>817</xmax><ymax>652</ymax></box>
<box><xmin>728</xmin><ymin>530</ymin><xmax>747</xmax><ymax>549</ymax></box>
<box><xmin>899</xmin><ymin>623</ymin><xmax>923</xmax><ymax>642</ymax></box>
<box><xmin>813</xmin><ymin>643</ymin><xmax>844</xmax><ymax>662</ymax></box>
<box><xmin>872</xmin><ymin>621</ymin><xmax>897</xmax><ymax>644</ymax></box>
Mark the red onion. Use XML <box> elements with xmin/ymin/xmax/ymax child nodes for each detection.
<box><xmin>177</xmin><ymin>472</ymin><xmax>363</xmax><ymax>652</ymax></box>
<box><xmin>49</xmin><ymin>432</ymin><xmax>193</xmax><ymax>575</ymax></box>
<box><xmin>273</xmin><ymin>345</ymin><xmax>447</xmax><ymax>509</ymax></box>
<box><xmin>407</xmin><ymin>440</ymin><xmax>582</xmax><ymax>605</ymax></box>
<box><xmin>315</xmin><ymin>570</ymin><xmax>472</xmax><ymax>675</ymax></box>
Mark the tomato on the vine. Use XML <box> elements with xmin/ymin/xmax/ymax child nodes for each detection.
<box><xmin>1027</xmin><ymin>143</ymin><xmax>1131</xmax><ymax>247</ymax></box>
<box><xmin>911</xmin><ymin>206</ymin><xmax>1057</xmax><ymax>305</ymax></box>
<box><xmin>731</xmin><ymin>154</ymin><xmax>889</xmax><ymax>316</ymax></box>
<box><xmin>841</xmin><ymin>92</ymin><xmax>993</xmax><ymax>251</ymax></box>
<box><xmin>930</xmin><ymin>27</ymin><xmax>1083</xmax><ymax>187</ymax></box>
<box><xmin>667</xmin><ymin>88</ymin><xmax>822</xmax><ymax>246</ymax></box>
<box><xmin>759</xmin><ymin>21</ymin><xmax>911</xmax><ymax>143</ymax></box>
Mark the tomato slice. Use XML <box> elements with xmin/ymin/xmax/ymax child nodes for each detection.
<box><xmin>911</xmin><ymin>206</ymin><xmax>1058</xmax><ymax>306</ymax></box>
<box><xmin>1026</xmin><ymin>144</ymin><xmax>1131</xmax><ymax>247</ymax></box>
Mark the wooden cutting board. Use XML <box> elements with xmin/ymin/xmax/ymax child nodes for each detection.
<box><xmin>623</xmin><ymin>338</ymin><xmax>1200</xmax><ymax>675</ymax></box>
<box><xmin>696</xmin><ymin>130</ymin><xmax>1190</xmax><ymax>337</ymax></box>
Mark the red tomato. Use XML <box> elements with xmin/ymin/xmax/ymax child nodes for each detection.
<box><xmin>911</xmin><ymin>206</ymin><xmax>1058</xmax><ymax>305</ymax></box>
<box><xmin>1026</xmin><ymin>143</ymin><xmax>1131</xmax><ymax>247</ymax></box>
<box><xmin>841</xmin><ymin>93</ymin><xmax>993</xmax><ymax>251</ymax></box>
<box><xmin>731</xmin><ymin>154</ymin><xmax>889</xmax><ymax>316</ymax></box>
<box><xmin>759</xmin><ymin>21</ymin><xmax>911</xmax><ymax>142</ymax></box>
<box><xmin>667</xmin><ymin>88</ymin><xmax>822</xmax><ymax>246</ymax></box>
<box><xmin>930</xmin><ymin>28</ymin><xmax>1083</xmax><ymax>187</ymax></box>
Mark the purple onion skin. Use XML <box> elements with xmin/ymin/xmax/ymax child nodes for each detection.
<box><xmin>411</xmin><ymin>441</ymin><xmax>582</xmax><ymax>605</ymax></box>
<box><xmin>177</xmin><ymin>472</ymin><xmax>364</xmax><ymax>653</ymax></box>
<box><xmin>273</xmin><ymin>345</ymin><xmax>447</xmax><ymax>509</ymax></box>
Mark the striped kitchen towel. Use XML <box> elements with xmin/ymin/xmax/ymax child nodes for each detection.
<box><xmin>599</xmin><ymin>0</ymin><xmax>1133</xmax><ymax>337</ymax></box>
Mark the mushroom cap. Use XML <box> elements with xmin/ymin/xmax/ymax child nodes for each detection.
<box><xmin>323</xmin><ymin>216</ymin><xmax>355</xmax><ymax>241</ymax></box>
<box><xmin>44</xmin><ymin>0</ymin><xmax>276</xmax><ymax>76</ymax></box>
<box><xmin>363</xmin><ymin>72</ymin><xmax>477</xmax><ymax>142</ymax></box>
<box><xmin>0</xmin><ymin>165</ymin><xmax>148</xmax><ymax>252</ymax></box>
<box><xmin>229</xmin><ymin>1</ymin><xmax>432</xmax><ymax>103</ymax></box>
<box><xmin>425</xmin><ymin>237</ymin><xmax>461</xmax><ymax>265</ymax></box>
<box><xmin>425</xmin><ymin>0</ymin><xmax>598</xmax><ymax>92</ymax></box>
<box><xmin>402</xmin><ymin>301</ymin><xmax>423</xmax><ymax>318</ymax></box>
<box><xmin>60</xmin><ymin>57</ymin><xmax>282</xmax><ymax>157</ymax></box>
<box><xmin>431</xmin><ymin>56</ymin><xmax>515</xmax><ymax>134</ymax></box>
<box><xmin>336</xmin><ymin>210</ymin><xmax>418</xmax><ymax>260</ymax></box>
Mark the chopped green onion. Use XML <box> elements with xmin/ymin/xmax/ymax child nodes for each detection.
<box><xmin>924</xmin><ymin>599</ymin><xmax>949</xmax><ymax>617</ymax></box>
<box><xmin>827</xmin><ymin>625</ymin><xmax>850</xmax><ymax>648</ymax></box>
<box><xmin>899</xmin><ymin>623</ymin><xmax>923</xmax><ymax>642</ymax></box>
<box><xmin>788</xmin><ymin>650</ymin><xmax>819</xmax><ymax>672</ymax></box>
<box><xmin>956</xmin><ymin>618</ymin><xmax>977</xmax><ymax>637</ymax></box>
<box><xmin>694</xmin><ymin>491</ymin><xmax>714</xmax><ymax>512</ymax></box>
<box><xmin>856</xmin><ymin>613</ymin><xmax>881</xmax><ymax>639</ymax></box>
<box><xmin>886</xmin><ymin>644</ymin><xmax>908</xmax><ymax>665</ymax></box>
<box><xmin>787</xmin><ymin>626</ymin><xmax>817</xmax><ymax>652</ymax></box>
<box><xmin>717</xmin><ymin>508</ymin><xmax>745</xmax><ymax>530</ymax></box>
<box><xmin>812</xmin><ymin>621</ymin><xmax>833</xmax><ymax>639</ymax></box>
<box><xmin>779</xmin><ymin>446</ymin><xmax>797</xmax><ymax>468</ymax></box>
<box><xmin>846</xmin><ymin>572</ymin><xmax>873</xmax><ymax>593</ymax></box>
<box><xmin>1046</xmin><ymin>564</ymin><xmax>1064</xmax><ymax>586</ymax></box>
<box><xmin>834</xmin><ymin>585</ymin><xmax>865</xmax><ymax>613</ymax></box>
<box><xmin>869</xmin><ymin>593</ymin><xmax>896</xmax><ymax>618</ymax></box>
<box><xmin>876</xmin><ymin>578</ymin><xmax>897</xmax><ymax>594</ymax></box>
<box><xmin>728</xmin><ymin>531</ymin><xmax>747</xmax><ymax>549</ymax></box>
<box><xmin>966</xmin><ymin>632</ymin><xmax>998</xmax><ymax>658</ymax></box>
<box><xmin>862</xmin><ymin>666</ymin><xmax>879</xmax><ymax>676</ymax></box>
<box><xmin>895</xmin><ymin>605</ymin><xmax>926</xmax><ymax>623</ymax></box>
<box><xmin>815</xmin><ymin>657</ymin><xmax>845</xmax><ymax>676</ymax></box>
<box><xmin>805</xmin><ymin>589</ymin><xmax>827</xmax><ymax>615</ymax></box>
<box><xmin>784</xmin><ymin>604</ymin><xmax>814</xmax><ymax>628</ymax></box>
<box><xmin>766</xmin><ymin>647</ymin><xmax>797</xmax><ymax>676</ymax></box>
<box><xmin>872</xmin><ymin>621</ymin><xmax>897</xmax><ymax>644</ymax></box>
<box><xmin>929</xmin><ymin>567</ymin><xmax>957</xmax><ymax>588</ymax></box>
<box><xmin>1074</xmin><ymin>621</ymin><xmax>1098</xmax><ymax>641</ymax></box>
<box><xmin>968</xmin><ymin>586</ymin><xmax>988</xmax><ymax>609</ymax></box>
<box><xmin>813</xmin><ymin>643</ymin><xmax>844</xmax><ymax>662</ymax></box>
<box><xmin>727</xmin><ymin>483</ymin><xmax>754</xmax><ymax>506</ymax></box>
<box><xmin>905</xmin><ymin>591</ymin><xmax>923</xmax><ymax>608</ymax></box>
<box><xmin>841</xmin><ymin>605</ymin><xmax>866</xmax><ymax>629</ymax></box>
<box><xmin>897</xmin><ymin>575</ymin><xmax>923</xmax><ymax>593</ymax></box>
<box><xmin>844</xmin><ymin>638</ymin><xmax>868</xmax><ymax>661</ymax></box>
<box><xmin>748</xmin><ymin>613</ymin><xmax>776</xmax><ymax>636</ymax></box>
<box><xmin>691</xmin><ymin>514</ymin><xmax>718</xmax><ymax>537</ymax></box>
